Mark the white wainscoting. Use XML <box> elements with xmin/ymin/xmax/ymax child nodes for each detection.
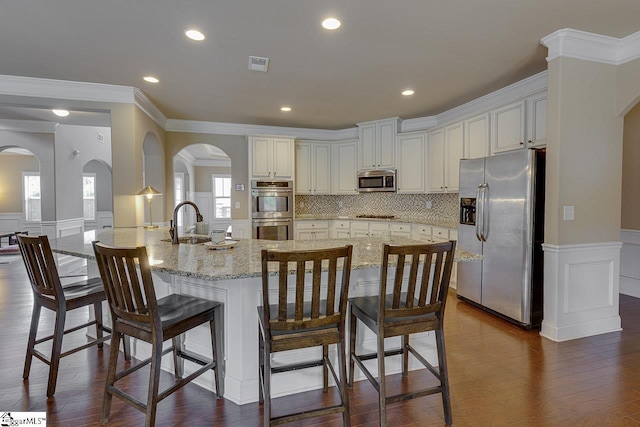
<box><xmin>0</xmin><ymin>213</ymin><xmax>40</xmax><ymax>236</ymax></box>
<box><xmin>84</xmin><ymin>211</ymin><xmax>114</xmax><ymax>231</ymax></box>
<box><xmin>620</xmin><ymin>229</ymin><xmax>640</xmax><ymax>298</ymax></box>
<box><xmin>541</xmin><ymin>241</ymin><xmax>622</xmax><ymax>342</ymax></box>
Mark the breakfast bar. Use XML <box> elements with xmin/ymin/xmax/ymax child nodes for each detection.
<box><xmin>49</xmin><ymin>227</ymin><xmax>480</xmax><ymax>405</ymax></box>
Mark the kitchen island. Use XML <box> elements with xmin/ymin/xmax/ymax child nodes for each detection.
<box><xmin>50</xmin><ymin>227</ymin><xmax>480</xmax><ymax>405</ymax></box>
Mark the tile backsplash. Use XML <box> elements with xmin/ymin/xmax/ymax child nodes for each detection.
<box><xmin>296</xmin><ymin>193</ymin><xmax>458</xmax><ymax>222</ymax></box>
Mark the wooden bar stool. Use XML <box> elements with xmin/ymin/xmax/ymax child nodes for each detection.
<box><xmin>17</xmin><ymin>234</ymin><xmax>124</xmax><ymax>398</ymax></box>
<box><xmin>258</xmin><ymin>245</ymin><xmax>353</xmax><ymax>426</ymax></box>
<box><xmin>92</xmin><ymin>242</ymin><xmax>224</xmax><ymax>427</ymax></box>
<box><xmin>348</xmin><ymin>241</ymin><xmax>456</xmax><ymax>426</ymax></box>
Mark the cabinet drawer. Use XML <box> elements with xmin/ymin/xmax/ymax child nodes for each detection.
<box><xmin>333</xmin><ymin>221</ymin><xmax>351</xmax><ymax>230</ymax></box>
<box><xmin>432</xmin><ymin>227</ymin><xmax>449</xmax><ymax>239</ymax></box>
<box><xmin>370</xmin><ymin>223</ymin><xmax>390</xmax><ymax>232</ymax></box>
<box><xmin>389</xmin><ymin>223</ymin><xmax>411</xmax><ymax>233</ymax></box>
<box><xmin>351</xmin><ymin>221</ymin><xmax>369</xmax><ymax>231</ymax></box>
<box><xmin>296</xmin><ymin>221</ymin><xmax>329</xmax><ymax>230</ymax></box>
<box><xmin>414</xmin><ymin>225</ymin><xmax>432</xmax><ymax>235</ymax></box>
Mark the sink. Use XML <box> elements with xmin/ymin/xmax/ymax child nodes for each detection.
<box><xmin>161</xmin><ymin>236</ymin><xmax>210</xmax><ymax>244</ymax></box>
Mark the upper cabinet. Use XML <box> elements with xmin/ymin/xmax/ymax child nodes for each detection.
<box><xmin>295</xmin><ymin>141</ymin><xmax>331</xmax><ymax>195</ymax></box>
<box><xmin>332</xmin><ymin>140</ymin><xmax>358</xmax><ymax>195</ymax></box>
<box><xmin>464</xmin><ymin>113</ymin><xmax>490</xmax><ymax>159</ymax></box>
<box><xmin>427</xmin><ymin>123</ymin><xmax>463</xmax><ymax>193</ymax></box>
<box><xmin>396</xmin><ymin>133</ymin><xmax>426</xmax><ymax>193</ymax></box>
<box><xmin>249</xmin><ymin>137</ymin><xmax>294</xmax><ymax>180</ymax></box>
<box><xmin>357</xmin><ymin>118</ymin><xmax>400</xmax><ymax>170</ymax></box>
<box><xmin>490</xmin><ymin>91</ymin><xmax>547</xmax><ymax>154</ymax></box>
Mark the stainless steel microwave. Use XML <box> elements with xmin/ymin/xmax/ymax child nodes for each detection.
<box><xmin>357</xmin><ymin>169</ymin><xmax>396</xmax><ymax>192</ymax></box>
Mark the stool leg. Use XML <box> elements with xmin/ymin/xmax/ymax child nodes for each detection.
<box><xmin>322</xmin><ymin>344</ymin><xmax>329</xmax><ymax>392</ymax></box>
<box><xmin>213</xmin><ymin>306</ymin><xmax>225</xmax><ymax>398</ymax></box>
<box><xmin>23</xmin><ymin>302</ymin><xmax>42</xmax><ymax>380</ymax></box>
<box><xmin>348</xmin><ymin>311</ymin><xmax>357</xmax><ymax>387</ymax></box>
<box><xmin>122</xmin><ymin>335</ymin><xmax>131</xmax><ymax>361</ymax></box>
<box><xmin>172</xmin><ymin>336</ymin><xmax>183</xmax><ymax>379</ymax></box>
<box><xmin>436</xmin><ymin>328</ymin><xmax>452</xmax><ymax>426</ymax></box>
<box><xmin>146</xmin><ymin>338</ymin><xmax>163</xmax><ymax>427</ymax></box>
<box><xmin>337</xmin><ymin>340</ymin><xmax>351</xmax><ymax>427</ymax></box>
<box><xmin>258</xmin><ymin>323</ymin><xmax>265</xmax><ymax>404</ymax></box>
<box><xmin>263</xmin><ymin>337</ymin><xmax>272</xmax><ymax>427</ymax></box>
<box><xmin>377</xmin><ymin>332</ymin><xmax>387</xmax><ymax>427</ymax></box>
<box><xmin>47</xmin><ymin>308</ymin><xmax>66</xmax><ymax>397</ymax></box>
<box><xmin>102</xmin><ymin>330</ymin><xmax>122</xmax><ymax>424</ymax></box>
<box><xmin>401</xmin><ymin>334</ymin><xmax>409</xmax><ymax>377</ymax></box>
<box><xmin>94</xmin><ymin>302</ymin><xmax>104</xmax><ymax>349</ymax></box>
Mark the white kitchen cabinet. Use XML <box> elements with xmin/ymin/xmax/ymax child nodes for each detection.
<box><xmin>449</xmin><ymin>229</ymin><xmax>458</xmax><ymax>241</ymax></box>
<box><xmin>389</xmin><ymin>223</ymin><xmax>411</xmax><ymax>238</ymax></box>
<box><xmin>350</xmin><ymin>221</ymin><xmax>370</xmax><ymax>238</ymax></box>
<box><xmin>332</xmin><ymin>140</ymin><xmax>358</xmax><ymax>195</ymax></box>
<box><xmin>412</xmin><ymin>225</ymin><xmax>433</xmax><ymax>242</ymax></box>
<box><xmin>465</xmin><ymin>113</ymin><xmax>490</xmax><ymax>159</ymax></box>
<box><xmin>250</xmin><ymin>137</ymin><xmax>294</xmax><ymax>179</ymax></box>
<box><xmin>369</xmin><ymin>222</ymin><xmax>390</xmax><ymax>237</ymax></box>
<box><xmin>350</xmin><ymin>220</ymin><xmax>389</xmax><ymax>238</ymax></box>
<box><xmin>396</xmin><ymin>133</ymin><xmax>426</xmax><ymax>193</ymax></box>
<box><xmin>357</xmin><ymin>118</ymin><xmax>399</xmax><ymax>170</ymax></box>
<box><xmin>295</xmin><ymin>141</ymin><xmax>331</xmax><ymax>195</ymax></box>
<box><xmin>295</xmin><ymin>220</ymin><xmax>329</xmax><ymax>240</ymax></box>
<box><xmin>527</xmin><ymin>92</ymin><xmax>547</xmax><ymax>148</ymax></box>
<box><xmin>427</xmin><ymin>123</ymin><xmax>463</xmax><ymax>193</ymax></box>
<box><xmin>332</xmin><ymin>220</ymin><xmax>351</xmax><ymax>239</ymax></box>
<box><xmin>432</xmin><ymin>227</ymin><xmax>450</xmax><ymax>240</ymax></box>
<box><xmin>491</xmin><ymin>101</ymin><xmax>526</xmax><ymax>154</ymax></box>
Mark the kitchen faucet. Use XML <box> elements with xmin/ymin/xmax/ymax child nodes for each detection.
<box><xmin>170</xmin><ymin>201</ymin><xmax>203</xmax><ymax>244</ymax></box>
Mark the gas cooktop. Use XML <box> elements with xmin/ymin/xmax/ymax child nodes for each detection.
<box><xmin>355</xmin><ymin>215</ymin><xmax>396</xmax><ymax>219</ymax></box>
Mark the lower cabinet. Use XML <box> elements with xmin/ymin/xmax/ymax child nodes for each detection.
<box><xmin>294</xmin><ymin>221</ymin><xmax>329</xmax><ymax>240</ymax></box>
<box><xmin>389</xmin><ymin>223</ymin><xmax>412</xmax><ymax>238</ymax></box>
<box><xmin>332</xmin><ymin>220</ymin><xmax>351</xmax><ymax>239</ymax></box>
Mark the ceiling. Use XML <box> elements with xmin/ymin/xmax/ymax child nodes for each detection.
<box><xmin>0</xmin><ymin>1</ymin><xmax>639</xmax><ymax>131</ymax></box>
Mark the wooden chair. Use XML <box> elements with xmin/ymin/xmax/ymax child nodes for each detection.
<box><xmin>258</xmin><ymin>245</ymin><xmax>353</xmax><ymax>426</ymax></box>
<box><xmin>92</xmin><ymin>242</ymin><xmax>224</xmax><ymax>427</ymax></box>
<box><xmin>17</xmin><ymin>234</ymin><xmax>119</xmax><ymax>398</ymax></box>
<box><xmin>348</xmin><ymin>241</ymin><xmax>456</xmax><ymax>426</ymax></box>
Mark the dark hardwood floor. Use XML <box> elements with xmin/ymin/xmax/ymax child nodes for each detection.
<box><xmin>3</xmin><ymin>256</ymin><xmax>640</xmax><ymax>426</ymax></box>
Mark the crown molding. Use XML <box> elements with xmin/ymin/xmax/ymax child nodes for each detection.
<box><xmin>0</xmin><ymin>74</ymin><xmax>135</xmax><ymax>103</ymax></box>
<box><xmin>164</xmin><ymin>119</ymin><xmax>359</xmax><ymax>141</ymax></box>
<box><xmin>400</xmin><ymin>116</ymin><xmax>438</xmax><ymax>133</ymax></box>
<box><xmin>193</xmin><ymin>159</ymin><xmax>232</xmax><ymax>167</ymax></box>
<box><xmin>541</xmin><ymin>29</ymin><xmax>640</xmax><ymax>65</ymax></box>
<box><xmin>0</xmin><ymin>119</ymin><xmax>57</xmax><ymax>133</ymax></box>
<box><xmin>134</xmin><ymin>89</ymin><xmax>167</xmax><ymax>128</ymax></box>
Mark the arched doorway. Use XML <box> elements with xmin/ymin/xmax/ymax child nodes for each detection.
<box><xmin>0</xmin><ymin>146</ymin><xmax>41</xmax><ymax>235</ymax></box>
<box><xmin>173</xmin><ymin>143</ymin><xmax>232</xmax><ymax>233</ymax></box>
<box><xmin>82</xmin><ymin>159</ymin><xmax>113</xmax><ymax>230</ymax></box>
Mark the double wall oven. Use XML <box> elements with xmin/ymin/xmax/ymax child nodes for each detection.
<box><xmin>251</xmin><ymin>180</ymin><xmax>293</xmax><ymax>240</ymax></box>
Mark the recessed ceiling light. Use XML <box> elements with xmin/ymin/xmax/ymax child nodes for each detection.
<box><xmin>402</xmin><ymin>89</ymin><xmax>415</xmax><ymax>96</ymax></box>
<box><xmin>185</xmin><ymin>29</ymin><xmax>205</xmax><ymax>41</ymax></box>
<box><xmin>281</xmin><ymin>107</ymin><xmax>292</xmax><ymax>112</ymax></box>
<box><xmin>143</xmin><ymin>76</ymin><xmax>159</xmax><ymax>83</ymax></box>
<box><xmin>322</xmin><ymin>18</ymin><xmax>341</xmax><ymax>30</ymax></box>
<box><xmin>52</xmin><ymin>109</ymin><xmax>69</xmax><ymax>117</ymax></box>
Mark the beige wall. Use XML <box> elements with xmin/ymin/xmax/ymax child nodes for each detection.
<box><xmin>545</xmin><ymin>57</ymin><xmax>623</xmax><ymax>245</ymax></box>
<box><xmin>0</xmin><ymin>154</ymin><xmax>39</xmax><ymax>213</ymax></box>
<box><xmin>165</xmin><ymin>133</ymin><xmax>249</xmax><ymax>220</ymax></box>
<box><xmin>194</xmin><ymin>166</ymin><xmax>232</xmax><ymax>192</ymax></box>
<box><xmin>621</xmin><ymin>102</ymin><xmax>640</xmax><ymax>230</ymax></box>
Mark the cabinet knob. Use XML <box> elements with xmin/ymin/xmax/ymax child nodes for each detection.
<box><xmin>519</xmin><ymin>141</ymin><xmax>524</xmax><ymax>145</ymax></box>
<box><xmin>528</xmin><ymin>140</ymin><xmax>532</xmax><ymax>143</ymax></box>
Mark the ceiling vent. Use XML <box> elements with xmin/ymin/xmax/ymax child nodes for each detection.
<box><xmin>248</xmin><ymin>56</ymin><xmax>270</xmax><ymax>72</ymax></box>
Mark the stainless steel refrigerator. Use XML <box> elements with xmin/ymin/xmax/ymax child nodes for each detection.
<box><xmin>457</xmin><ymin>149</ymin><xmax>545</xmax><ymax>328</ymax></box>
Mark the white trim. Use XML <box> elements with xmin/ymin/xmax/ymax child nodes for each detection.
<box><xmin>541</xmin><ymin>241</ymin><xmax>622</xmax><ymax>342</ymax></box>
<box><xmin>134</xmin><ymin>88</ymin><xmax>167</xmax><ymax>128</ymax></box>
<box><xmin>193</xmin><ymin>158</ymin><xmax>231</xmax><ymax>167</ymax></box>
<box><xmin>620</xmin><ymin>229</ymin><xmax>640</xmax><ymax>298</ymax></box>
<box><xmin>541</xmin><ymin>29</ymin><xmax>640</xmax><ymax>65</ymax></box>
<box><xmin>0</xmin><ymin>119</ymin><xmax>57</xmax><ymax>133</ymax></box>
<box><xmin>621</xmin><ymin>229</ymin><xmax>640</xmax><ymax>245</ymax></box>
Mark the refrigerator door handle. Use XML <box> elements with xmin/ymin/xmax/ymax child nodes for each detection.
<box><xmin>475</xmin><ymin>185</ymin><xmax>483</xmax><ymax>241</ymax></box>
<box><xmin>481</xmin><ymin>183</ymin><xmax>490</xmax><ymax>241</ymax></box>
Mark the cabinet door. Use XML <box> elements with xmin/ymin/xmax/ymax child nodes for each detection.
<box><xmin>446</xmin><ymin>123</ymin><xmax>464</xmax><ymax>192</ymax></box>
<box><xmin>491</xmin><ymin>101</ymin><xmax>526</xmax><ymax>154</ymax></box>
<box><xmin>332</xmin><ymin>141</ymin><xmax>358</xmax><ymax>194</ymax></box>
<box><xmin>312</xmin><ymin>144</ymin><xmax>331</xmax><ymax>194</ymax></box>
<box><xmin>314</xmin><ymin>229</ymin><xmax>330</xmax><ymax>240</ymax></box>
<box><xmin>251</xmin><ymin>137</ymin><xmax>272</xmax><ymax>178</ymax></box>
<box><xmin>334</xmin><ymin>230</ymin><xmax>351</xmax><ymax>239</ymax></box>
<box><xmin>295</xmin><ymin>143</ymin><xmax>312</xmax><ymax>194</ymax></box>
<box><xmin>272</xmin><ymin>138</ymin><xmax>293</xmax><ymax>178</ymax></box>
<box><xmin>427</xmin><ymin>128</ymin><xmax>445</xmax><ymax>192</ymax></box>
<box><xmin>465</xmin><ymin>114</ymin><xmax>490</xmax><ymax>159</ymax></box>
<box><xmin>377</xmin><ymin>120</ymin><xmax>396</xmax><ymax>169</ymax></box>
<box><xmin>397</xmin><ymin>134</ymin><xmax>425</xmax><ymax>193</ymax></box>
<box><xmin>296</xmin><ymin>230</ymin><xmax>314</xmax><ymax>240</ymax></box>
<box><xmin>359</xmin><ymin>124</ymin><xmax>376</xmax><ymax>169</ymax></box>
<box><xmin>528</xmin><ymin>93</ymin><xmax>547</xmax><ymax>148</ymax></box>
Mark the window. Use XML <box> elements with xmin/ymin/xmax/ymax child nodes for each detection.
<box><xmin>83</xmin><ymin>173</ymin><xmax>96</xmax><ymax>220</ymax></box>
<box><xmin>23</xmin><ymin>173</ymin><xmax>41</xmax><ymax>222</ymax></box>
<box><xmin>174</xmin><ymin>173</ymin><xmax>185</xmax><ymax>226</ymax></box>
<box><xmin>212</xmin><ymin>175</ymin><xmax>231</xmax><ymax>219</ymax></box>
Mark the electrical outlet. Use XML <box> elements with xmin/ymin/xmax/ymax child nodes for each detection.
<box><xmin>235</xmin><ymin>202</ymin><xmax>240</xmax><ymax>209</ymax></box>
<box><xmin>563</xmin><ymin>205</ymin><xmax>574</xmax><ymax>220</ymax></box>
<box><xmin>300</xmin><ymin>201</ymin><xmax>305</xmax><ymax>208</ymax></box>
<box><xmin>426</xmin><ymin>201</ymin><xmax>432</xmax><ymax>209</ymax></box>
<box><xmin>338</xmin><ymin>201</ymin><xmax>343</xmax><ymax>208</ymax></box>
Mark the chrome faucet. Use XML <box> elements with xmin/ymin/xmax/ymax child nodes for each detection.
<box><xmin>170</xmin><ymin>201</ymin><xmax>204</xmax><ymax>244</ymax></box>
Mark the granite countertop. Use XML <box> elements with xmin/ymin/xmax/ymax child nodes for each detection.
<box><xmin>49</xmin><ymin>227</ymin><xmax>480</xmax><ymax>282</ymax></box>
<box><xmin>294</xmin><ymin>214</ymin><xmax>458</xmax><ymax>229</ymax></box>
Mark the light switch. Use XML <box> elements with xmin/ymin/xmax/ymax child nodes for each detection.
<box><xmin>235</xmin><ymin>202</ymin><xmax>240</xmax><ymax>209</ymax></box>
<box><xmin>563</xmin><ymin>206</ymin><xmax>574</xmax><ymax>221</ymax></box>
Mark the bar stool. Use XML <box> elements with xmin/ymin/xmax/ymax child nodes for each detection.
<box><xmin>92</xmin><ymin>242</ymin><xmax>224</xmax><ymax>427</ymax></box>
<box><xmin>348</xmin><ymin>241</ymin><xmax>456</xmax><ymax>426</ymax></box>
<box><xmin>17</xmin><ymin>234</ymin><xmax>125</xmax><ymax>398</ymax></box>
<box><xmin>258</xmin><ymin>245</ymin><xmax>353</xmax><ymax>426</ymax></box>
